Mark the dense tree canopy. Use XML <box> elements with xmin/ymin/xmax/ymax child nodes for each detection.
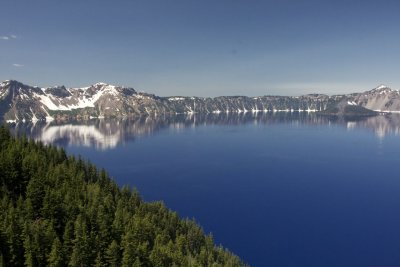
<box><xmin>0</xmin><ymin>126</ymin><xmax>246</xmax><ymax>267</ymax></box>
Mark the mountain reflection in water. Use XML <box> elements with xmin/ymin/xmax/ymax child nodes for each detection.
<box><xmin>9</xmin><ymin>113</ymin><xmax>400</xmax><ymax>150</ymax></box>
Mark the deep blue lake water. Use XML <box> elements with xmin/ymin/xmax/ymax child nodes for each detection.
<box><xmin>12</xmin><ymin>113</ymin><xmax>400</xmax><ymax>266</ymax></box>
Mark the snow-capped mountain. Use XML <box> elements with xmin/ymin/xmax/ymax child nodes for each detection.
<box><xmin>0</xmin><ymin>80</ymin><xmax>398</xmax><ymax>122</ymax></box>
<box><xmin>0</xmin><ymin>80</ymin><xmax>166</xmax><ymax>121</ymax></box>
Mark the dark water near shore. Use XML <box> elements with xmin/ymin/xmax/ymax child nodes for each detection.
<box><xmin>10</xmin><ymin>113</ymin><xmax>400</xmax><ymax>266</ymax></box>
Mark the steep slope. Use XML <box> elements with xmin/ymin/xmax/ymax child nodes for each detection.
<box><xmin>0</xmin><ymin>80</ymin><xmax>47</xmax><ymax>121</ymax></box>
<box><xmin>1</xmin><ymin>80</ymin><xmax>396</xmax><ymax>122</ymax></box>
<box><xmin>353</xmin><ymin>85</ymin><xmax>400</xmax><ymax>112</ymax></box>
<box><xmin>0</xmin><ymin>80</ymin><xmax>170</xmax><ymax>121</ymax></box>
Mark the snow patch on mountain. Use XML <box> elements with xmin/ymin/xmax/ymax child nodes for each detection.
<box><xmin>347</xmin><ymin>101</ymin><xmax>357</xmax><ymax>106</ymax></box>
<box><xmin>371</xmin><ymin>84</ymin><xmax>399</xmax><ymax>95</ymax></box>
<box><xmin>169</xmin><ymin>97</ymin><xmax>186</xmax><ymax>101</ymax></box>
<box><xmin>34</xmin><ymin>83</ymin><xmax>122</xmax><ymax>111</ymax></box>
<box><xmin>375</xmin><ymin>84</ymin><xmax>389</xmax><ymax>90</ymax></box>
<box><xmin>36</xmin><ymin>94</ymin><xmax>69</xmax><ymax>110</ymax></box>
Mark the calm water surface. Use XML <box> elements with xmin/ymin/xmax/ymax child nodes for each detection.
<box><xmin>11</xmin><ymin>113</ymin><xmax>400</xmax><ymax>266</ymax></box>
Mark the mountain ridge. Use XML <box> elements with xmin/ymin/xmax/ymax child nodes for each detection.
<box><xmin>0</xmin><ymin>80</ymin><xmax>397</xmax><ymax>122</ymax></box>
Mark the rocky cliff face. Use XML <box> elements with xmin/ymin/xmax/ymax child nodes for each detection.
<box><xmin>0</xmin><ymin>80</ymin><xmax>169</xmax><ymax>121</ymax></box>
<box><xmin>352</xmin><ymin>85</ymin><xmax>400</xmax><ymax>112</ymax></box>
<box><xmin>0</xmin><ymin>80</ymin><xmax>398</xmax><ymax>122</ymax></box>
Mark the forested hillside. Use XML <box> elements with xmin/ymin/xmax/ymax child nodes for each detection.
<box><xmin>0</xmin><ymin>126</ymin><xmax>246</xmax><ymax>266</ymax></box>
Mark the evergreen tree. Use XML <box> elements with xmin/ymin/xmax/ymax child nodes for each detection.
<box><xmin>0</xmin><ymin>126</ymin><xmax>246</xmax><ymax>267</ymax></box>
<box><xmin>105</xmin><ymin>240</ymin><xmax>121</xmax><ymax>267</ymax></box>
<box><xmin>48</xmin><ymin>237</ymin><xmax>63</xmax><ymax>267</ymax></box>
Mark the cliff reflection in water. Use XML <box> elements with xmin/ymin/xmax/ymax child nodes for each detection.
<box><xmin>10</xmin><ymin>113</ymin><xmax>400</xmax><ymax>150</ymax></box>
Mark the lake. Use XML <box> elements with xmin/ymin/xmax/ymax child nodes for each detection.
<box><xmin>10</xmin><ymin>113</ymin><xmax>400</xmax><ymax>266</ymax></box>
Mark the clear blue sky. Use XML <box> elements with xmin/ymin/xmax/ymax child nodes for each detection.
<box><xmin>1</xmin><ymin>0</ymin><xmax>399</xmax><ymax>96</ymax></box>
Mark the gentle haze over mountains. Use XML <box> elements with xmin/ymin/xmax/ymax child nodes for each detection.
<box><xmin>1</xmin><ymin>0</ymin><xmax>400</xmax><ymax>96</ymax></box>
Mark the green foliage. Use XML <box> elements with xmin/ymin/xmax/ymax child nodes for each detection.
<box><xmin>0</xmin><ymin>126</ymin><xmax>246</xmax><ymax>266</ymax></box>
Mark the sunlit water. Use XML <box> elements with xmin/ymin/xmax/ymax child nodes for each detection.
<box><xmin>11</xmin><ymin>113</ymin><xmax>400</xmax><ymax>266</ymax></box>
